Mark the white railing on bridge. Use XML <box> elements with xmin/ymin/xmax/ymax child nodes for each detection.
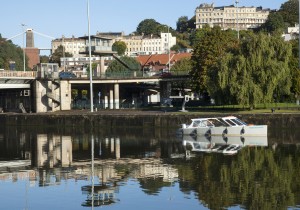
<box><xmin>0</xmin><ymin>71</ymin><xmax>36</xmax><ymax>78</ymax></box>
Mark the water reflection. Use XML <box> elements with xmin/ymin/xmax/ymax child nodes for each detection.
<box><xmin>182</xmin><ymin>135</ymin><xmax>268</xmax><ymax>156</ymax></box>
<box><xmin>1</xmin><ymin>125</ymin><xmax>300</xmax><ymax>209</ymax></box>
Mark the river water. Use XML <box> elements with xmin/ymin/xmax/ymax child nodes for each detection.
<box><xmin>0</xmin><ymin>125</ymin><xmax>299</xmax><ymax>210</ymax></box>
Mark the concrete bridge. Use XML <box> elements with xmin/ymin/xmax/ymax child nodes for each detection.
<box><xmin>0</xmin><ymin>69</ymin><xmax>188</xmax><ymax>113</ymax></box>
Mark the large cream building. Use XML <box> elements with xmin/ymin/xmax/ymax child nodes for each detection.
<box><xmin>97</xmin><ymin>32</ymin><xmax>176</xmax><ymax>57</ymax></box>
<box><xmin>121</xmin><ymin>33</ymin><xmax>176</xmax><ymax>56</ymax></box>
<box><xmin>51</xmin><ymin>32</ymin><xmax>176</xmax><ymax>58</ymax></box>
<box><xmin>51</xmin><ymin>36</ymin><xmax>86</xmax><ymax>57</ymax></box>
<box><xmin>195</xmin><ymin>3</ymin><xmax>270</xmax><ymax>30</ymax></box>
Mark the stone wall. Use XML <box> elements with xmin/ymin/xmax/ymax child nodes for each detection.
<box><xmin>0</xmin><ymin>113</ymin><xmax>299</xmax><ymax>130</ymax></box>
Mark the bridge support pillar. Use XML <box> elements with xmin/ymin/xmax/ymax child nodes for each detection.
<box><xmin>114</xmin><ymin>83</ymin><xmax>119</xmax><ymax>109</ymax></box>
<box><xmin>160</xmin><ymin>81</ymin><xmax>172</xmax><ymax>105</ymax></box>
<box><xmin>109</xmin><ymin>85</ymin><xmax>114</xmax><ymax>109</ymax></box>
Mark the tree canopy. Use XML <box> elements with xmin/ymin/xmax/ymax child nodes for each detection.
<box><xmin>260</xmin><ymin>12</ymin><xmax>285</xmax><ymax>34</ymax></box>
<box><xmin>136</xmin><ymin>19</ymin><xmax>162</xmax><ymax>36</ymax></box>
<box><xmin>190</xmin><ymin>26</ymin><xmax>238</xmax><ymax>94</ymax></box>
<box><xmin>278</xmin><ymin>0</ymin><xmax>299</xmax><ymax>27</ymax></box>
<box><xmin>112</xmin><ymin>41</ymin><xmax>127</xmax><ymax>56</ymax></box>
<box><xmin>0</xmin><ymin>36</ymin><xmax>28</xmax><ymax>71</ymax></box>
<box><xmin>106</xmin><ymin>56</ymin><xmax>141</xmax><ymax>73</ymax></box>
<box><xmin>206</xmin><ymin>33</ymin><xmax>292</xmax><ymax>107</ymax></box>
<box><xmin>49</xmin><ymin>45</ymin><xmax>73</xmax><ymax>66</ymax></box>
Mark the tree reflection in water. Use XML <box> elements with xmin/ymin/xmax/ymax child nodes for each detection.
<box><xmin>0</xmin><ymin>125</ymin><xmax>300</xmax><ymax>209</ymax></box>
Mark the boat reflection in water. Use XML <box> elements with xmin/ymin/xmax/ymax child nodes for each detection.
<box><xmin>182</xmin><ymin>135</ymin><xmax>268</xmax><ymax>156</ymax></box>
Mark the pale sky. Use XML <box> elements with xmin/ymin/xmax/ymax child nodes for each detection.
<box><xmin>0</xmin><ymin>0</ymin><xmax>288</xmax><ymax>54</ymax></box>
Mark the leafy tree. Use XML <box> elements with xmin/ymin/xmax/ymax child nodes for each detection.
<box><xmin>190</xmin><ymin>26</ymin><xmax>238</xmax><ymax>94</ymax></box>
<box><xmin>278</xmin><ymin>0</ymin><xmax>299</xmax><ymax>27</ymax></box>
<box><xmin>260</xmin><ymin>12</ymin><xmax>285</xmax><ymax>34</ymax></box>
<box><xmin>49</xmin><ymin>45</ymin><xmax>72</xmax><ymax>66</ymax></box>
<box><xmin>112</xmin><ymin>41</ymin><xmax>127</xmax><ymax>56</ymax></box>
<box><xmin>136</xmin><ymin>19</ymin><xmax>161</xmax><ymax>36</ymax></box>
<box><xmin>187</xmin><ymin>16</ymin><xmax>196</xmax><ymax>30</ymax></box>
<box><xmin>86</xmin><ymin>62</ymin><xmax>98</xmax><ymax>77</ymax></box>
<box><xmin>176</xmin><ymin>16</ymin><xmax>189</xmax><ymax>33</ymax></box>
<box><xmin>40</xmin><ymin>55</ymin><xmax>49</xmax><ymax>63</ymax></box>
<box><xmin>106</xmin><ymin>56</ymin><xmax>141</xmax><ymax>73</ymax></box>
<box><xmin>289</xmin><ymin>39</ymin><xmax>300</xmax><ymax>103</ymax></box>
<box><xmin>207</xmin><ymin>33</ymin><xmax>292</xmax><ymax>107</ymax></box>
<box><xmin>171</xmin><ymin>57</ymin><xmax>192</xmax><ymax>74</ymax></box>
<box><xmin>0</xmin><ymin>37</ymin><xmax>28</xmax><ymax>71</ymax></box>
<box><xmin>171</xmin><ymin>57</ymin><xmax>192</xmax><ymax>94</ymax></box>
<box><xmin>170</xmin><ymin>44</ymin><xmax>180</xmax><ymax>52</ymax></box>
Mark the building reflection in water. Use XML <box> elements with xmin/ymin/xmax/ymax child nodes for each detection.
<box><xmin>36</xmin><ymin>134</ymin><xmax>72</xmax><ymax>168</ymax></box>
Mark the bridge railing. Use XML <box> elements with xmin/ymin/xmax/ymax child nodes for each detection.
<box><xmin>88</xmin><ymin>70</ymin><xmax>190</xmax><ymax>79</ymax></box>
<box><xmin>0</xmin><ymin>71</ymin><xmax>37</xmax><ymax>78</ymax></box>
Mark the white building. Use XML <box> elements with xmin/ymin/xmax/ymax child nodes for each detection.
<box><xmin>96</xmin><ymin>32</ymin><xmax>176</xmax><ymax>56</ymax></box>
<box><xmin>195</xmin><ymin>3</ymin><xmax>270</xmax><ymax>31</ymax></box>
<box><xmin>283</xmin><ymin>24</ymin><xmax>299</xmax><ymax>41</ymax></box>
<box><xmin>51</xmin><ymin>36</ymin><xmax>86</xmax><ymax>57</ymax></box>
<box><xmin>122</xmin><ymin>33</ymin><xmax>176</xmax><ymax>56</ymax></box>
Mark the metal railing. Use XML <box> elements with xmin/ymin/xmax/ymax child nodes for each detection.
<box><xmin>0</xmin><ymin>71</ymin><xmax>36</xmax><ymax>78</ymax></box>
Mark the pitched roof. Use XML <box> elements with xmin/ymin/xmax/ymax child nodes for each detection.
<box><xmin>136</xmin><ymin>53</ymin><xmax>191</xmax><ymax>66</ymax></box>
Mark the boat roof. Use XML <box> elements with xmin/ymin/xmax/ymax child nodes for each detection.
<box><xmin>190</xmin><ymin>116</ymin><xmax>238</xmax><ymax>121</ymax></box>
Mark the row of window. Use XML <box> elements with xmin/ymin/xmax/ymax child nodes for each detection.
<box><xmin>198</xmin><ymin>18</ymin><xmax>266</xmax><ymax>23</ymax></box>
<box><xmin>126</xmin><ymin>47</ymin><xmax>162</xmax><ymax>52</ymax></box>
<box><xmin>198</xmin><ymin>13</ymin><xmax>267</xmax><ymax>18</ymax></box>
<box><xmin>126</xmin><ymin>41</ymin><xmax>162</xmax><ymax>46</ymax></box>
<box><xmin>199</xmin><ymin>8</ymin><xmax>257</xmax><ymax>13</ymax></box>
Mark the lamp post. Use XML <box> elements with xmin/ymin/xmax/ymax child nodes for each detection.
<box><xmin>235</xmin><ymin>0</ymin><xmax>240</xmax><ymax>40</ymax></box>
<box><xmin>21</xmin><ymin>24</ymin><xmax>26</xmax><ymax>72</ymax></box>
<box><xmin>168</xmin><ymin>26</ymin><xmax>170</xmax><ymax>71</ymax></box>
<box><xmin>62</xmin><ymin>35</ymin><xmax>66</xmax><ymax>72</ymax></box>
<box><xmin>87</xmin><ymin>0</ymin><xmax>94</xmax><ymax>112</ymax></box>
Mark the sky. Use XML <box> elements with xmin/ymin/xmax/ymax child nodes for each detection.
<box><xmin>0</xmin><ymin>0</ymin><xmax>288</xmax><ymax>55</ymax></box>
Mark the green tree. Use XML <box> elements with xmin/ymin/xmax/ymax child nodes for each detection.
<box><xmin>112</xmin><ymin>41</ymin><xmax>127</xmax><ymax>56</ymax></box>
<box><xmin>106</xmin><ymin>56</ymin><xmax>141</xmax><ymax>73</ymax></box>
<box><xmin>260</xmin><ymin>12</ymin><xmax>285</xmax><ymax>34</ymax></box>
<box><xmin>289</xmin><ymin>39</ymin><xmax>300</xmax><ymax>103</ymax></box>
<box><xmin>190</xmin><ymin>26</ymin><xmax>238</xmax><ymax>94</ymax></box>
<box><xmin>0</xmin><ymin>37</ymin><xmax>28</xmax><ymax>71</ymax></box>
<box><xmin>49</xmin><ymin>45</ymin><xmax>73</xmax><ymax>66</ymax></box>
<box><xmin>176</xmin><ymin>16</ymin><xmax>189</xmax><ymax>33</ymax></box>
<box><xmin>278</xmin><ymin>0</ymin><xmax>299</xmax><ymax>27</ymax></box>
<box><xmin>40</xmin><ymin>55</ymin><xmax>49</xmax><ymax>63</ymax></box>
<box><xmin>136</xmin><ymin>19</ymin><xmax>161</xmax><ymax>36</ymax></box>
<box><xmin>207</xmin><ymin>33</ymin><xmax>292</xmax><ymax>107</ymax></box>
<box><xmin>171</xmin><ymin>57</ymin><xmax>192</xmax><ymax>95</ymax></box>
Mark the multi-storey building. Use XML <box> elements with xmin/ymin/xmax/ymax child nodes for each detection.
<box><xmin>51</xmin><ymin>36</ymin><xmax>86</xmax><ymax>57</ymax></box>
<box><xmin>97</xmin><ymin>32</ymin><xmax>176</xmax><ymax>56</ymax></box>
<box><xmin>122</xmin><ymin>33</ymin><xmax>176</xmax><ymax>56</ymax></box>
<box><xmin>195</xmin><ymin>3</ymin><xmax>270</xmax><ymax>30</ymax></box>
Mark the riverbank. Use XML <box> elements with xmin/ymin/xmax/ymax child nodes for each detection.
<box><xmin>1</xmin><ymin>109</ymin><xmax>300</xmax><ymax>129</ymax></box>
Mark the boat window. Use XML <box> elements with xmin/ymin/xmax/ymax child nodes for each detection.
<box><xmin>233</xmin><ymin>118</ymin><xmax>247</xmax><ymax>125</ymax></box>
<box><xmin>210</xmin><ymin>119</ymin><xmax>226</xmax><ymax>126</ymax></box>
<box><xmin>192</xmin><ymin>120</ymin><xmax>201</xmax><ymax>127</ymax></box>
<box><xmin>223</xmin><ymin>119</ymin><xmax>236</xmax><ymax>126</ymax></box>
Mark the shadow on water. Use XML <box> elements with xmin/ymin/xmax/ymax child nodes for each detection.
<box><xmin>1</xmin><ymin>124</ymin><xmax>300</xmax><ymax>209</ymax></box>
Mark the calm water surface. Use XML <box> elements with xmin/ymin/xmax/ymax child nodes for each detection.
<box><xmin>0</xmin><ymin>125</ymin><xmax>300</xmax><ymax>210</ymax></box>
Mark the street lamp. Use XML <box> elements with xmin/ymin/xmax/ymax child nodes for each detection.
<box><xmin>21</xmin><ymin>24</ymin><xmax>26</xmax><ymax>72</ymax></box>
<box><xmin>235</xmin><ymin>0</ymin><xmax>240</xmax><ymax>40</ymax></box>
<box><xmin>87</xmin><ymin>0</ymin><xmax>94</xmax><ymax>112</ymax></box>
